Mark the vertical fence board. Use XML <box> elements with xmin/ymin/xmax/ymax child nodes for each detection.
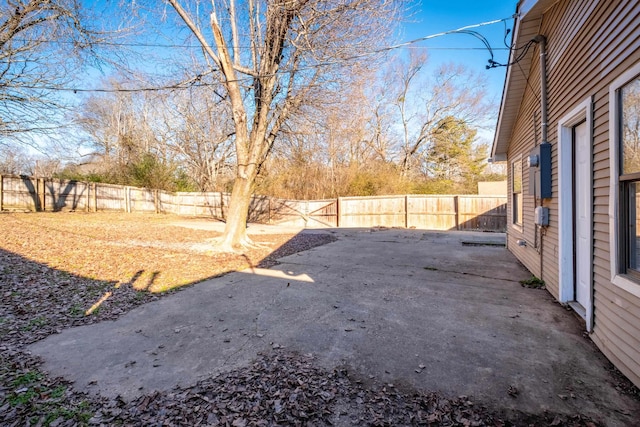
<box><xmin>92</xmin><ymin>183</ymin><xmax>97</xmax><ymax>212</ymax></box>
<box><xmin>1</xmin><ymin>176</ymin><xmax>38</xmax><ymax>211</ymax></box>
<box><xmin>37</xmin><ymin>179</ymin><xmax>45</xmax><ymax>211</ymax></box>
<box><xmin>339</xmin><ymin>196</ymin><xmax>406</xmax><ymax>228</ymax></box>
<box><xmin>95</xmin><ymin>183</ymin><xmax>125</xmax><ymax>211</ymax></box>
<box><xmin>44</xmin><ymin>179</ymin><xmax>89</xmax><ymax>212</ymax></box>
<box><xmin>407</xmin><ymin>195</ymin><xmax>457</xmax><ymax>230</ymax></box>
<box><xmin>457</xmin><ymin>196</ymin><xmax>507</xmax><ymax>231</ymax></box>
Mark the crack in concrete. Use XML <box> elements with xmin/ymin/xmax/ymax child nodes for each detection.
<box><xmin>418</xmin><ymin>266</ymin><xmax>523</xmax><ymax>283</ymax></box>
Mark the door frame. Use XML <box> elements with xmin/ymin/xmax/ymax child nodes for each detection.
<box><xmin>558</xmin><ymin>97</ymin><xmax>594</xmax><ymax>331</ymax></box>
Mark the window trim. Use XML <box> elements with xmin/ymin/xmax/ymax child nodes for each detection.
<box><xmin>608</xmin><ymin>61</ymin><xmax>640</xmax><ymax>299</ymax></box>
<box><xmin>511</xmin><ymin>154</ymin><xmax>523</xmax><ymax>230</ymax></box>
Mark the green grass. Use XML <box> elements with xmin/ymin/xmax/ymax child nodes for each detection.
<box><xmin>12</xmin><ymin>371</ymin><xmax>42</xmax><ymax>387</ymax></box>
<box><xmin>42</xmin><ymin>399</ymin><xmax>94</xmax><ymax>425</ymax></box>
<box><xmin>50</xmin><ymin>385</ymin><xmax>67</xmax><ymax>399</ymax></box>
<box><xmin>8</xmin><ymin>371</ymin><xmax>42</xmax><ymax>406</ymax></box>
<box><xmin>520</xmin><ymin>275</ymin><xmax>546</xmax><ymax>289</ymax></box>
<box><xmin>68</xmin><ymin>304</ymin><xmax>85</xmax><ymax>317</ymax></box>
<box><xmin>5</xmin><ymin>370</ymin><xmax>94</xmax><ymax>425</ymax></box>
<box><xmin>8</xmin><ymin>388</ymin><xmax>38</xmax><ymax>406</ymax></box>
<box><xmin>20</xmin><ymin>317</ymin><xmax>48</xmax><ymax>331</ymax></box>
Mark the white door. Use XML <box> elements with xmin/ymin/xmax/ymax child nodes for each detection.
<box><xmin>574</xmin><ymin>121</ymin><xmax>590</xmax><ymax>308</ymax></box>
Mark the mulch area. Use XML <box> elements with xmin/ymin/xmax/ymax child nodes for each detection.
<box><xmin>0</xmin><ymin>212</ymin><xmax>602</xmax><ymax>426</ymax></box>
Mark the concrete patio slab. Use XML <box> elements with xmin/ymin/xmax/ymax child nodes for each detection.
<box><xmin>28</xmin><ymin>229</ymin><xmax>640</xmax><ymax>426</ymax></box>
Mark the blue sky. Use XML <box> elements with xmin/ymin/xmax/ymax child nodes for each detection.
<box><xmin>82</xmin><ymin>0</ymin><xmax>518</xmax><ymax>103</ymax></box>
<box><xmin>62</xmin><ymin>1</ymin><xmax>519</xmax><ymax>156</ymax></box>
<box><xmin>401</xmin><ymin>0</ymin><xmax>519</xmax><ymax>103</ymax></box>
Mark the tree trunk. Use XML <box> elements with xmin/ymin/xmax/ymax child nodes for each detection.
<box><xmin>218</xmin><ymin>174</ymin><xmax>254</xmax><ymax>250</ymax></box>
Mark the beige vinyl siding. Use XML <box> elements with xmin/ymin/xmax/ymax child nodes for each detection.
<box><xmin>506</xmin><ymin>47</ymin><xmax>543</xmax><ymax>282</ymax></box>
<box><xmin>552</xmin><ymin>0</ymin><xmax>640</xmax><ymax>387</ymax></box>
<box><xmin>505</xmin><ymin>0</ymin><xmax>640</xmax><ymax>387</ymax></box>
<box><xmin>591</xmin><ymin>0</ymin><xmax>640</xmax><ymax>388</ymax></box>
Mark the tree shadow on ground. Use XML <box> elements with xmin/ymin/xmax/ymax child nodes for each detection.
<box><xmin>0</xmin><ymin>249</ymin><xmax>160</xmax><ymax>348</ymax></box>
<box><xmin>0</xmin><ymin>248</ymin><xmax>163</xmax><ymax>425</ymax></box>
<box><xmin>0</xmin><ymin>229</ymin><xmax>336</xmax><ymax>347</ymax></box>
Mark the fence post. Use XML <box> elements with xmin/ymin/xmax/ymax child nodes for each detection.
<box><xmin>268</xmin><ymin>197</ymin><xmax>272</xmax><ymax>224</ymax></box>
<box><xmin>37</xmin><ymin>178</ymin><xmax>45</xmax><ymax>212</ymax></box>
<box><xmin>92</xmin><ymin>183</ymin><xmax>98</xmax><ymax>212</ymax></box>
<box><xmin>124</xmin><ymin>186</ymin><xmax>131</xmax><ymax>213</ymax></box>
<box><xmin>405</xmin><ymin>195</ymin><xmax>409</xmax><ymax>228</ymax></box>
<box><xmin>154</xmin><ymin>189</ymin><xmax>159</xmax><ymax>213</ymax></box>
<box><xmin>337</xmin><ymin>197</ymin><xmax>342</xmax><ymax>228</ymax></box>
<box><xmin>220</xmin><ymin>192</ymin><xmax>225</xmax><ymax>220</ymax></box>
<box><xmin>84</xmin><ymin>182</ymin><xmax>89</xmax><ymax>212</ymax></box>
<box><xmin>454</xmin><ymin>195</ymin><xmax>460</xmax><ymax>230</ymax></box>
<box><xmin>0</xmin><ymin>175</ymin><xmax>3</xmax><ymax>212</ymax></box>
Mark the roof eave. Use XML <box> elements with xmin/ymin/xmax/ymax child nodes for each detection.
<box><xmin>491</xmin><ymin>0</ymin><xmax>559</xmax><ymax>160</ymax></box>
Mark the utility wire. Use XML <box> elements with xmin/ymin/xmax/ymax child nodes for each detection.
<box><xmin>10</xmin><ymin>17</ymin><xmax>512</xmax><ymax>51</ymax></box>
<box><xmin>486</xmin><ymin>17</ymin><xmax>537</xmax><ymax>69</ymax></box>
<box><xmin>10</xmin><ymin>80</ymin><xmax>215</xmax><ymax>93</ymax></box>
<box><xmin>2</xmin><ymin>16</ymin><xmax>516</xmax><ymax>94</ymax></box>
<box><xmin>11</xmin><ymin>37</ymin><xmax>510</xmax><ymax>51</ymax></box>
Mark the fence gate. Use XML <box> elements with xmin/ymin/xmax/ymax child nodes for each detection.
<box><xmin>306</xmin><ymin>200</ymin><xmax>338</xmax><ymax>228</ymax></box>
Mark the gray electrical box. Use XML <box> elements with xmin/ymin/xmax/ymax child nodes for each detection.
<box><xmin>528</xmin><ymin>143</ymin><xmax>552</xmax><ymax>199</ymax></box>
<box><xmin>534</xmin><ymin>206</ymin><xmax>550</xmax><ymax>226</ymax></box>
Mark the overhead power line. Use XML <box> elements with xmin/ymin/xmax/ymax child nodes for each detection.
<box><xmin>11</xmin><ymin>37</ymin><xmax>509</xmax><ymax>51</ymax></box>
<box><xmin>10</xmin><ymin>80</ymin><xmax>215</xmax><ymax>93</ymax></box>
<box><xmin>2</xmin><ymin>16</ymin><xmax>516</xmax><ymax>94</ymax></box>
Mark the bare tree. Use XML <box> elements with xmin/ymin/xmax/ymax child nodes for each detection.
<box><xmin>165</xmin><ymin>0</ymin><xmax>402</xmax><ymax>250</ymax></box>
<box><xmin>157</xmin><ymin>86</ymin><xmax>235</xmax><ymax>192</ymax></box>
<box><xmin>389</xmin><ymin>53</ymin><xmax>492</xmax><ymax>176</ymax></box>
<box><xmin>0</xmin><ymin>1</ymin><xmax>127</xmax><ymax>144</ymax></box>
<box><xmin>74</xmin><ymin>72</ymin><xmax>236</xmax><ymax>192</ymax></box>
<box><xmin>0</xmin><ymin>144</ymin><xmax>30</xmax><ymax>174</ymax></box>
<box><xmin>75</xmin><ymin>78</ymin><xmax>160</xmax><ymax>172</ymax></box>
<box><xmin>392</xmin><ymin>51</ymin><xmax>426</xmax><ymax>175</ymax></box>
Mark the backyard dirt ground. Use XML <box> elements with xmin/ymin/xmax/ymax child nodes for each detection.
<box><xmin>0</xmin><ymin>212</ymin><xmax>637</xmax><ymax>426</ymax></box>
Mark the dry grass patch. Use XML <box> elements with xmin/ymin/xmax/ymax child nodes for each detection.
<box><xmin>0</xmin><ymin>212</ymin><xmax>329</xmax><ymax>293</ymax></box>
<box><xmin>0</xmin><ymin>211</ymin><xmax>336</xmax><ymax>346</ymax></box>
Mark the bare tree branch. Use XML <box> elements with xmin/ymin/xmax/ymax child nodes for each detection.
<box><xmin>0</xmin><ymin>0</ymin><xmax>130</xmax><ymax>144</ymax></box>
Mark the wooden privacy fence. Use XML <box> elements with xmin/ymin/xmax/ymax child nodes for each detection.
<box><xmin>0</xmin><ymin>174</ymin><xmax>507</xmax><ymax>231</ymax></box>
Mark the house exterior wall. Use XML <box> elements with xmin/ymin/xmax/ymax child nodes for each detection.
<box><xmin>477</xmin><ymin>181</ymin><xmax>507</xmax><ymax>195</ymax></box>
<box><xmin>505</xmin><ymin>0</ymin><xmax>640</xmax><ymax>387</ymax></box>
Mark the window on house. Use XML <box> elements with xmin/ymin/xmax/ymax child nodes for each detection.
<box><xmin>512</xmin><ymin>158</ymin><xmax>523</xmax><ymax>226</ymax></box>
<box><xmin>619</xmin><ymin>74</ymin><xmax>640</xmax><ymax>276</ymax></box>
